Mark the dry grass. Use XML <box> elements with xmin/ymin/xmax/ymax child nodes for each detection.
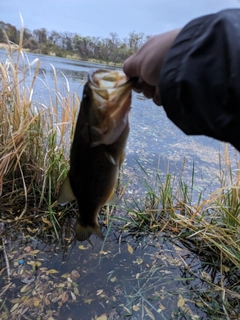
<box><xmin>125</xmin><ymin>149</ymin><xmax>240</xmax><ymax>269</ymax></box>
<box><xmin>0</xmin><ymin>20</ymin><xmax>79</xmax><ymax>213</ymax></box>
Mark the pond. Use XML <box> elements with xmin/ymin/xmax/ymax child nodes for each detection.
<box><xmin>0</xmin><ymin>49</ymin><xmax>237</xmax><ymax>320</ymax></box>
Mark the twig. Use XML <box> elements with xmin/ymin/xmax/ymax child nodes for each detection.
<box><xmin>220</xmin><ymin>252</ymin><xmax>231</xmax><ymax>320</ymax></box>
<box><xmin>2</xmin><ymin>237</ymin><xmax>11</xmax><ymax>280</ymax></box>
<box><xmin>0</xmin><ymin>282</ymin><xmax>13</xmax><ymax>297</ymax></box>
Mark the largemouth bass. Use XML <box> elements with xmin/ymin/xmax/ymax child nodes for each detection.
<box><xmin>58</xmin><ymin>69</ymin><xmax>133</xmax><ymax>241</ymax></box>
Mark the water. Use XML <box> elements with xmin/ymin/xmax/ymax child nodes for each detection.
<box><xmin>0</xmin><ymin>48</ymin><xmax>226</xmax><ymax>190</ymax></box>
<box><xmin>0</xmin><ymin>49</ymin><xmax>236</xmax><ymax>319</ymax></box>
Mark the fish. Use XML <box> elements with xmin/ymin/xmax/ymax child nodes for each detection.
<box><xmin>58</xmin><ymin>69</ymin><xmax>133</xmax><ymax>241</ymax></box>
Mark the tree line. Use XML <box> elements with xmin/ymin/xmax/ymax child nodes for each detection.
<box><xmin>0</xmin><ymin>21</ymin><xmax>152</xmax><ymax>64</ymax></box>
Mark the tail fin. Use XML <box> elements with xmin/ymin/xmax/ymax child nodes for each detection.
<box><xmin>74</xmin><ymin>221</ymin><xmax>104</xmax><ymax>241</ymax></box>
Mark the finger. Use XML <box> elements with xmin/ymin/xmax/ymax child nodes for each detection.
<box><xmin>153</xmin><ymin>87</ymin><xmax>162</xmax><ymax>106</ymax></box>
<box><xmin>132</xmin><ymin>78</ymin><xmax>144</xmax><ymax>93</ymax></box>
<box><xmin>123</xmin><ymin>55</ymin><xmax>139</xmax><ymax>78</ymax></box>
<box><xmin>142</xmin><ymin>83</ymin><xmax>155</xmax><ymax>99</ymax></box>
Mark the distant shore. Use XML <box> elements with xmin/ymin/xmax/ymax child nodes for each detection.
<box><xmin>0</xmin><ymin>42</ymin><xmax>123</xmax><ymax>67</ymax></box>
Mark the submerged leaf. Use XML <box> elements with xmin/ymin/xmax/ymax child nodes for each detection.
<box><xmin>136</xmin><ymin>258</ymin><xmax>143</xmax><ymax>265</ymax></box>
<box><xmin>96</xmin><ymin>314</ymin><xmax>107</xmax><ymax>320</ymax></box>
<box><xmin>127</xmin><ymin>244</ymin><xmax>133</xmax><ymax>254</ymax></box>
<box><xmin>133</xmin><ymin>305</ymin><xmax>140</xmax><ymax>311</ymax></box>
<box><xmin>71</xmin><ymin>270</ymin><xmax>80</xmax><ymax>281</ymax></box>
<box><xmin>96</xmin><ymin>290</ymin><xmax>103</xmax><ymax>296</ymax></box>
<box><xmin>177</xmin><ymin>295</ymin><xmax>185</xmax><ymax>307</ymax></box>
<box><xmin>99</xmin><ymin>250</ymin><xmax>108</xmax><ymax>255</ymax></box>
<box><xmin>84</xmin><ymin>299</ymin><xmax>93</xmax><ymax>304</ymax></box>
<box><xmin>144</xmin><ymin>306</ymin><xmax>155</xmax><ymax>320</ymax></box>
<box><xmin>78</xmin><ymin>245</ymin><xmax>87</xmax><ymax>250</ymax></box>
<box><xmin>110</xmin><ymin>277</ymin><xmax>116</xmax><ymax>282</ymax></box>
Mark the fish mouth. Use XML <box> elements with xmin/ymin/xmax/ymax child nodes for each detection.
<box><xmin>88</xmin><ymin>69</ymin><xmax>134</xmax><ymax>99</ymax></box>
<box><xmin>87</xmin><ymin>69</ymin><xmax>134</xmax><ymax>146</ymax></box>
<box><xmin>89</xmin><ymin>69</ymin><xmax>133</xmax><ymax>88</ymax></box>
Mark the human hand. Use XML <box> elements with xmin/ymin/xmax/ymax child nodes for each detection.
<box><xmin>123</xmin><ymin>29</ymin><xmax>181</xmax><ymax>105</ymax></box>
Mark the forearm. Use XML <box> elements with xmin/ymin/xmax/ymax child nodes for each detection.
<box><xmin>160</xmin><ymin>9</ymin><xmax>240</xmax><ymax>151</ymax></box>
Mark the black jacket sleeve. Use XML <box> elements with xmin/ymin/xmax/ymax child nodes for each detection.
<box><xmin>160</xmin><ymin>9</ymin><xmax>240</xmax><ymax>151</ymax></box>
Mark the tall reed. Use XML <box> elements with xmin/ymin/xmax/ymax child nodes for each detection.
<box><xmin>0</xmin><ymin>19</ymin><xmax>79</xmax><ymax>212</ymax></box>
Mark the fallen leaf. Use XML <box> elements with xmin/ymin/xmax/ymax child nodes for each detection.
<box><xmin>61</xmin><ymin>273</ymin><xmax>70</xmax><ymax>278</ymax></box>
<box><xmin>10</xmin><ymin>303</ymin><xmax>19</xmax><ymax>313</ymax></box>
<box><xmin>70</xmin><ymin>291</ymin><xmax>76</xmax><ymax>301</ymax></box>
<box><xmin>71</xmin><ymin>270</ymin><xmax>80</xmax><ymax>281</ymax></box>
<box><xmin>95</xmin><ymin>314</ymin><xmax>107</xmax><ymax>320</ymax></box>
<box><xmin>61</xmin><ymin>292</ymin><xmax>69</xmax><ymax>303</ymax></box>
<box><xmin>144</xmin><ymin>306</ymin><xmax>155</xmax><ymax>320</ymax></box>
<box><xmin>42</xmin><ymin>217</ymin><xmax>52</xmax><ymax>227</ymax></box>
<box><xmin>222</xmin><ymin>265</ymin><xmax>230</xmax><ymax>273</ymax></box>
<box><xmin>133</xmin><ymin>305</ymin><xmax>139</xmax><ymax>311</ymax></box>
<box><xmin>10</xmin><ymin>299</ymin><xmax>21</xmax><ymax>304</ymax></box>
<box><xmin>110</xmin><ymin>277</ymin><xmax>116</xmax><ymax>282</ymax></box>
<box><xmin>99</xmin><ymin>251</ymin><xmax>108</xmax><ymax>255</ymax></box>
<box><xmin>127</xmin><ymin>244</ymin><xmax>133</xmax><ymax>254</ymax></box>
<box><xmin>29</xmin><ymin>250</ymin><xmax>40</xmax><ymax>255</ymax></box>
<box><xmin>201</xmin><ymin>271</ymin><xmax>211</xmax><ymax>281</ymax></box>
<box><xmin>177</xmin><ymin>294</ymin><xmax>185</xmax><ymax>307</ymax></box>
<box><xmin>24</xmin><ymin>246</ymin><xmax>31</xmax><ymax>253</ymax></box>
<box><xmin>96</xmin><ymin>290</ymin><xmax>103</xmax><ymax>296</ymax></box>
<box><xmin>78</xmin><ymin>245</ymin><xmax>87</xmax><ymax>250</ymax></box>
<box><xmin>72</xmin><ymin>282</ymin><xmax>78</xmax><ymax>288</ymax></box>
<box><xmin>84</xmin><ymin>299</ymin><xmax>93</xmax><ymax>304</ymax></box>
<box><xmin>74</xmin><ymin>287</ymin><xmax>79</xmax><ymax>295</ymax></box>
<box><xmin>136</xmin><ymin>258</ymin><xmax>143</xmax><ymax>265</ymax></box>
<box><xmin>35</xmin><ymin>261</ymin><xmax>42</xmax><ymax>267</ymax></box>
<box><xmin>39</xmin><ymin>267</ymin><xmax>48</xmax><ymax>272</ymax></box>
<box><xmin>20</xmin><ymin>285</ymin><xmax>31</xmax><ymax>293</ymax></box>
<box><xmin>46</xmin><ymin>269</ymin><xmax>58</xmax><ymax>275</ymax></box>
<box><xmin>136</xmin><ymin>273</ymin><xmax>140</xmax><ymax>279</ymax></box>
<box><xmin>159</xmin><ymin>303</ymin><xmax>165</xmax><ymax>310</ymax></box>
<box><xmin>27</xmin><ymin>227</ymin><xmax>38</xmax><ymax>234</ymax></box>
<box><xmin>33</xmin><ymin>298</ymin><xmax>39</xmax><ymax>307</ymax></box>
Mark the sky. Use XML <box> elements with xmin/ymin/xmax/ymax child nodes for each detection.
<box><xmin>1</xmin><ymin>0</ymin><xmax>240</xmax><ymax>38</ymax></box>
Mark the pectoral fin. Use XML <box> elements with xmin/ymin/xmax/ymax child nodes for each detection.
<box><xmin>105</xmin><ymin>190</ymin><xmax>120</xmax><ymax>206</ymax></box>
<box><xmin>58</xmin><ymin>175</ymin><xmax>75</xmax><ymax>205</ymax></box>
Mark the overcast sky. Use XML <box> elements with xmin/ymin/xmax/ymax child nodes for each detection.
<box><xmin>1</xmin><ymin>0</ymin><xmax>240</xmax><ymax>38</ymax></box>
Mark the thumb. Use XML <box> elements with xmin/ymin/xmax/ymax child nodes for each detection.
<box><xmin>123</xmin><ymin>54</ymin><xmax>140</xmax><ymax>78</ymax></box>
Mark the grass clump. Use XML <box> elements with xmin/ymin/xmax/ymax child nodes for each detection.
<box><xmin>0</xmin><ymin>21</ymin><xmax>79</xmax><ymax>220</ymax></box>
<box><xmin>121</xmin><ymin>152</ymin><xmax>240</xmax><ymax>318</ymax></box>
<box><xmin>124</xmin><ymin>152</ymin><xmax>240</xmax><ymax>268</ymax></box>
